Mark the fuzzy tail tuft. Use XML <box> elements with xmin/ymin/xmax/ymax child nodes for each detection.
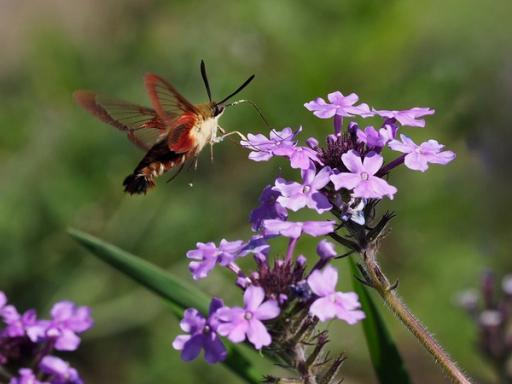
<box><xmin>123</xmin><ymin>173</ymin><xmax>154</xmax><ymax>195</ymax></box>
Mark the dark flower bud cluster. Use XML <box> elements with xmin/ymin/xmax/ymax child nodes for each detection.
<box><xmin>0</xmin><ymin>292</ymin><xmax>93</xmax><ymax>384</ymax></box>
<box><xmin>458</xmin><ymin>270</ymin><xmax>512</xmax><ymax>382</ymax></box>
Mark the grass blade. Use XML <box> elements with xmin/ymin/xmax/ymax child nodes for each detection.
<box><xmin>69</xmin><ymin>227</ymin><xmax>263</xmax><ymax>384</ymax></box>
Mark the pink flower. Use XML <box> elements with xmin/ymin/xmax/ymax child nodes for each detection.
<box><xmin>216</xmin><ymin>286</ymin><xmax>280</xmax><ymax>349</ymax></box>
<box><xmin>388</xmin><ymin>134</ymin><xmax>456</xmax><ymax>172</ymax></box>
<box><xmin>305</xmin><ymin>91</ymin><xmax>373</xmax><ymax>119</ymax></box>
<box><xmin>330</xmin><ymin>150</ymin><xmax>397</xmax><ymax>199</ymax></box>
<box><xmin>307</xmin><ymin>265</ymin><xmax>365</xmax><ymax>324</ymax></box>
<box><xmin>373</xmin><ymin>107</ymin><xmax>435</xmax><ymax>127</ymax></box>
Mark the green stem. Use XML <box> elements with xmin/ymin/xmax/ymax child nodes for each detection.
<box><xmin>362</xmin><ymin>245</ymin><xmax>472</xmax><ymax>384</ymax></box>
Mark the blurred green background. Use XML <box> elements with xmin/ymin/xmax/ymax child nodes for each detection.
<box><xmin>1</xmin><ymin>0</ymin><xmax>512</xmax><ymax>382</ymax></box>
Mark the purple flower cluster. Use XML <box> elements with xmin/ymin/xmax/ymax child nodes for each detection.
<box><xmin>172</xmin><ymin>90</ymin><xmax>456</xmax><ymax>372</ymax></box>
<box><xmin>458</xmin><ymin>270</ymin><xmax>512</xmax><ymax>379</ymax></box>
<box><xmin>0</xmin><ymin>292</ymin><xmax>92</xmax><ymax>384</ymax></box>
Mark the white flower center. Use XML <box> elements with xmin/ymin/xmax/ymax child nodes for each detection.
<box><xmin>203</xmin><ymin>325</ymin><xmax>211</xmax><ymax>334</ymax></box>
<box><xmin>303</xmin><ymin>185</ymin><xmax>311</xmax><ymax>193</ymax></box>
<box><xmin>360</xmin><ymin>172</ymin><xmax>369</xmax><ymax>181</ymax></box>
<box><xmin>244</xmin><ymin>311</ymin><xmax>253</xmax><ymax>320</ymax></box>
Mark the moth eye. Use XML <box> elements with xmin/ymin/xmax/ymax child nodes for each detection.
<box><xmin>214</xmin><ymin>105</ymin><xmax>224</xmax><ymax>117</ymax></box>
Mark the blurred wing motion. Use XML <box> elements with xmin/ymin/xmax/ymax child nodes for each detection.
<box><xmin>144</xmin><ymin>73</ymin><xmax>199</xmax><ymax>125</ymax></box>
<box><xmin>73</xmin><ymin>90</ymin><xmax>167</xmax><ymax>150</ymax></box>
<box><xmin>144</xmin><ymin>73</ymin><xmax>202</xmax><ymax>154</ymax></box>
<box><xmin>74</xmin><ymin>77</ymin><xmax>204</xmax><ymax>195</ymax></box>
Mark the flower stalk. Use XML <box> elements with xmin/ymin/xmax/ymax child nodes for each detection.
<box><xmin>358</xmin><ymin>244</ymin><xmax>472</xmax><ymax>384</ymax></box>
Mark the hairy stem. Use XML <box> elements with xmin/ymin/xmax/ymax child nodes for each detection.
<box><xmin>362</xmin><ymin>245</ymin><xmax>472</xmax><ymax>384</ymax></box>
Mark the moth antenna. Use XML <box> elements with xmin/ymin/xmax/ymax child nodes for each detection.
<box><xmin>218</xmin><ymin>75</ymin><xmax>255</xmax><ymax>105</ymax></box>
<box><xmin>200</xmin><ymin>60</ymin><xmax>212</xmax><ymax>102</ymax></box>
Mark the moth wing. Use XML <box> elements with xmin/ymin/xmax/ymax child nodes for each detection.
<box><xmin>73</xmin><ymin>90</ymin><xmax>170</xmax><ymax>151</ymax></box>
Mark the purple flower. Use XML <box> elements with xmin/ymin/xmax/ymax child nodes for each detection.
<box><xmin>187</xmin><ymin>240</ymin><xmax>246</xmax><ymax>280</ymax></box>
<box><xmin>273</xmin><ymin>165</ymin><xmax>332</xmax><ymax>213</ymax></box>
<box><xmin>9</xmin><ymin>369</ymin><xmax>48</xmax><ymax>384</ymax></box>
<box><xmin>262</xmin><ymin>219</ymin><xmax>335</xmax><ymax>239</ymax></box>
<box><xmin>217</xmin><ymin>286</ymin><xmax>280</xmax><ymax>349</ymax></box>
<box><xmin>172</xmin><ymin>298</ymin><xmax>227</xmax><ymax>364</ymax></box>
<box><xmin>388</xmin><ymin>134</ymin><xmax>456</xmax><ymax>172</ymax></box>
<box><xmin>276</xmin><ymin>145</ymin><xmax>322</xmax><ymax>170</ymax></box>
<box><xmin>307</xmin><ymin>266</ymin><xmax>365</xmax><ymax>324</ymax></box>
<box><xmin>186</xmin><ymin>242</ymin><xmax>218</xmax><ymax>280</ymax></box>
<box><xmin>304</xmin><ymin>91</ymin><xmax>373</xmax><ymax>119</ymax></box>
<box><xmin>316</xmin><ymin>240</ymin><xmax>337</xmax><ymax>260</ymax></box>
<box><xmin>250</xmin><ymin>186</ymin><xmax>288</xmax><ymax>231</ymax></box>
<box><xmin>373</xmin><ymin>107</ymin><xmax>435</xmax><ymax>127</ymax></box>
<box><xmin>0</xmin><ymin>292</ymin><xmax>26</xmax><ymax>337</ymax></box>
<box><xmin>240</xmin><ymin>127</ymin><xmax>298</xmax><ymax>162</ymax></box>
<box><xmin>40</xmin><ymin>356</ymin><xmax>83</xmax><ymax>384</ymax></box>
<box><xmin>356</xmin><ymin>126</ymin><xmax>392</xmax><ymax>149</ymax></box>
<box><xmin>27</xmin><ymin>302</ymin><xmax>93</xmax><ymax>351</ymax></box>
<box><xmin>240</xmin><ymin>235</ymin><xmax>270</xmax><ymax>263</ymax></box>
<box><xmin>2</xmin><ymin>307</ymin><xmax>37</xmax><ymax>339</ymax></box>
<box><xmin>330</xmin><ymin>150</ymin><xmax>397</xmax><ymax>199</ymax></box>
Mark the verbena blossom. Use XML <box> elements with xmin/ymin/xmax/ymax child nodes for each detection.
<box><xmin>187</xmin><ymin>240</ymin><xmax>246</xmax><ymax>280</ymax></box>
<box><xmin>27</xmin><ymin>301</ymin><xmax>93</xmax><ymax>351</ymax></box>
<box><xmin>0</xmin><ymin>292</ymin><xmax>92</xmax><ymax>384</ymax></box>
<box><xmin>249</xmin><ymin>186</ymin><xmax>287</xmax><ymax>231</ymax></box>
<box><xmin>356</xmin><ymin>126</ymin><xmax>391</xmax><ymax>150</ymax></box>
<box><xmin>216</xmin><ymin>286</ymin><xmax>279</xmax><ymax>349</ymax></box>
<box><xmin>241</xmin><ymin>127</ymin><xmax>321</xmax><ymax>170</ymax></box>
<box><xmin>373</xmin><ymin>107</ymin><xmax>435</xmax><ymax>127</ymax></box>
<box><xmin>304</xmin><ymin>91</ymin><xmax>371</xmax><ymax>118</ymax></box>
<box><xmin>173</xmin><ymin>88</ymin><xmax>454</xmax><ymax>383</ymax></box>
<box><xmin>273</xmin><ymin>165</ymin><xmax>332</xmax><ymax>213</ymax></box>
<box><xmin>308</xmin><ymin>265</ymin><xmax>365</xmax><ymax>323</ymax></box>
<box><xmin>9</xmin><ymin>369</ymin><xmax>45</xmax><ymax>384</ymax></box>
<box><xmin>316</xmin><ymin>240</ymin><xmax>337</xmax><ymax>260</ymax></box>
<box><xmin>330</xmin><ymin>150</ymin><xmax>397</xmax><ymax>199</ymax></box>
<box><xmin>263</xmin><ymin>219</ymin><xmax>335</xmax><ymax>238</ymax></box>
<box><xmin>240</xmin><ymin>127</ymin><xmax>298</xmax><ymax>162</ymax></box>
<box><xmin>388</xmin><ymin>134</ymin><xmax>456</xmax><ymax>172</ymax></box>
<box><xmin>172</xmin><ymin>298</ymin><xmax>227</xmax><ymax>364</ymax></box>
<box><xmin>40</xmin><ymin>356</ymin><xmax>83</xmax><ymax>384</ymax></box>
<box><xmin>458</xmin><ymin>270</ymin><xmax>512</xmax><ymax>381</ymax></box>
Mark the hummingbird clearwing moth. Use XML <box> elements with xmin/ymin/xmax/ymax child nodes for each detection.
<box><xmin>73</xmin><ymin>61</ymin><xmax>254</xmax><ymax>194</ymax></box>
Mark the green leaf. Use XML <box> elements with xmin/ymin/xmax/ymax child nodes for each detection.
<box><xmin>69</xmin><ymin>228</ymin><xmax>263</xmax><ymax>384</ymax></box>
<box><xmin>349</xmin><ymin>257</ymin><xmax>412</xmax><ymax>384</ymax></box>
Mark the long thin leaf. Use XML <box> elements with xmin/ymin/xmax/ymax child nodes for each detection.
<box><xmin>69</xmin><ymin>228</ymin><xmax>263</xmax><ymax>384</ymax></box>
<box><xmin>349</xmin><ymin>257</ymin><xmax>412</xmax><ymax>384</ymax></box>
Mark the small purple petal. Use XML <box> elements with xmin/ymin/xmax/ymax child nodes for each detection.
<box><xmin>307</xmin><ymin>266</ymin><xmax>338</xmax><ymax>297</ymax></box>
<box><xmin>247</xmin><ymin>318</ymin><xmax>272</xmax><ymax>349</ymax></box>
<box><xmin>316</xmin><ymin>240</ymin><xmax>337</xmax><ymax>259</ymax></box>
